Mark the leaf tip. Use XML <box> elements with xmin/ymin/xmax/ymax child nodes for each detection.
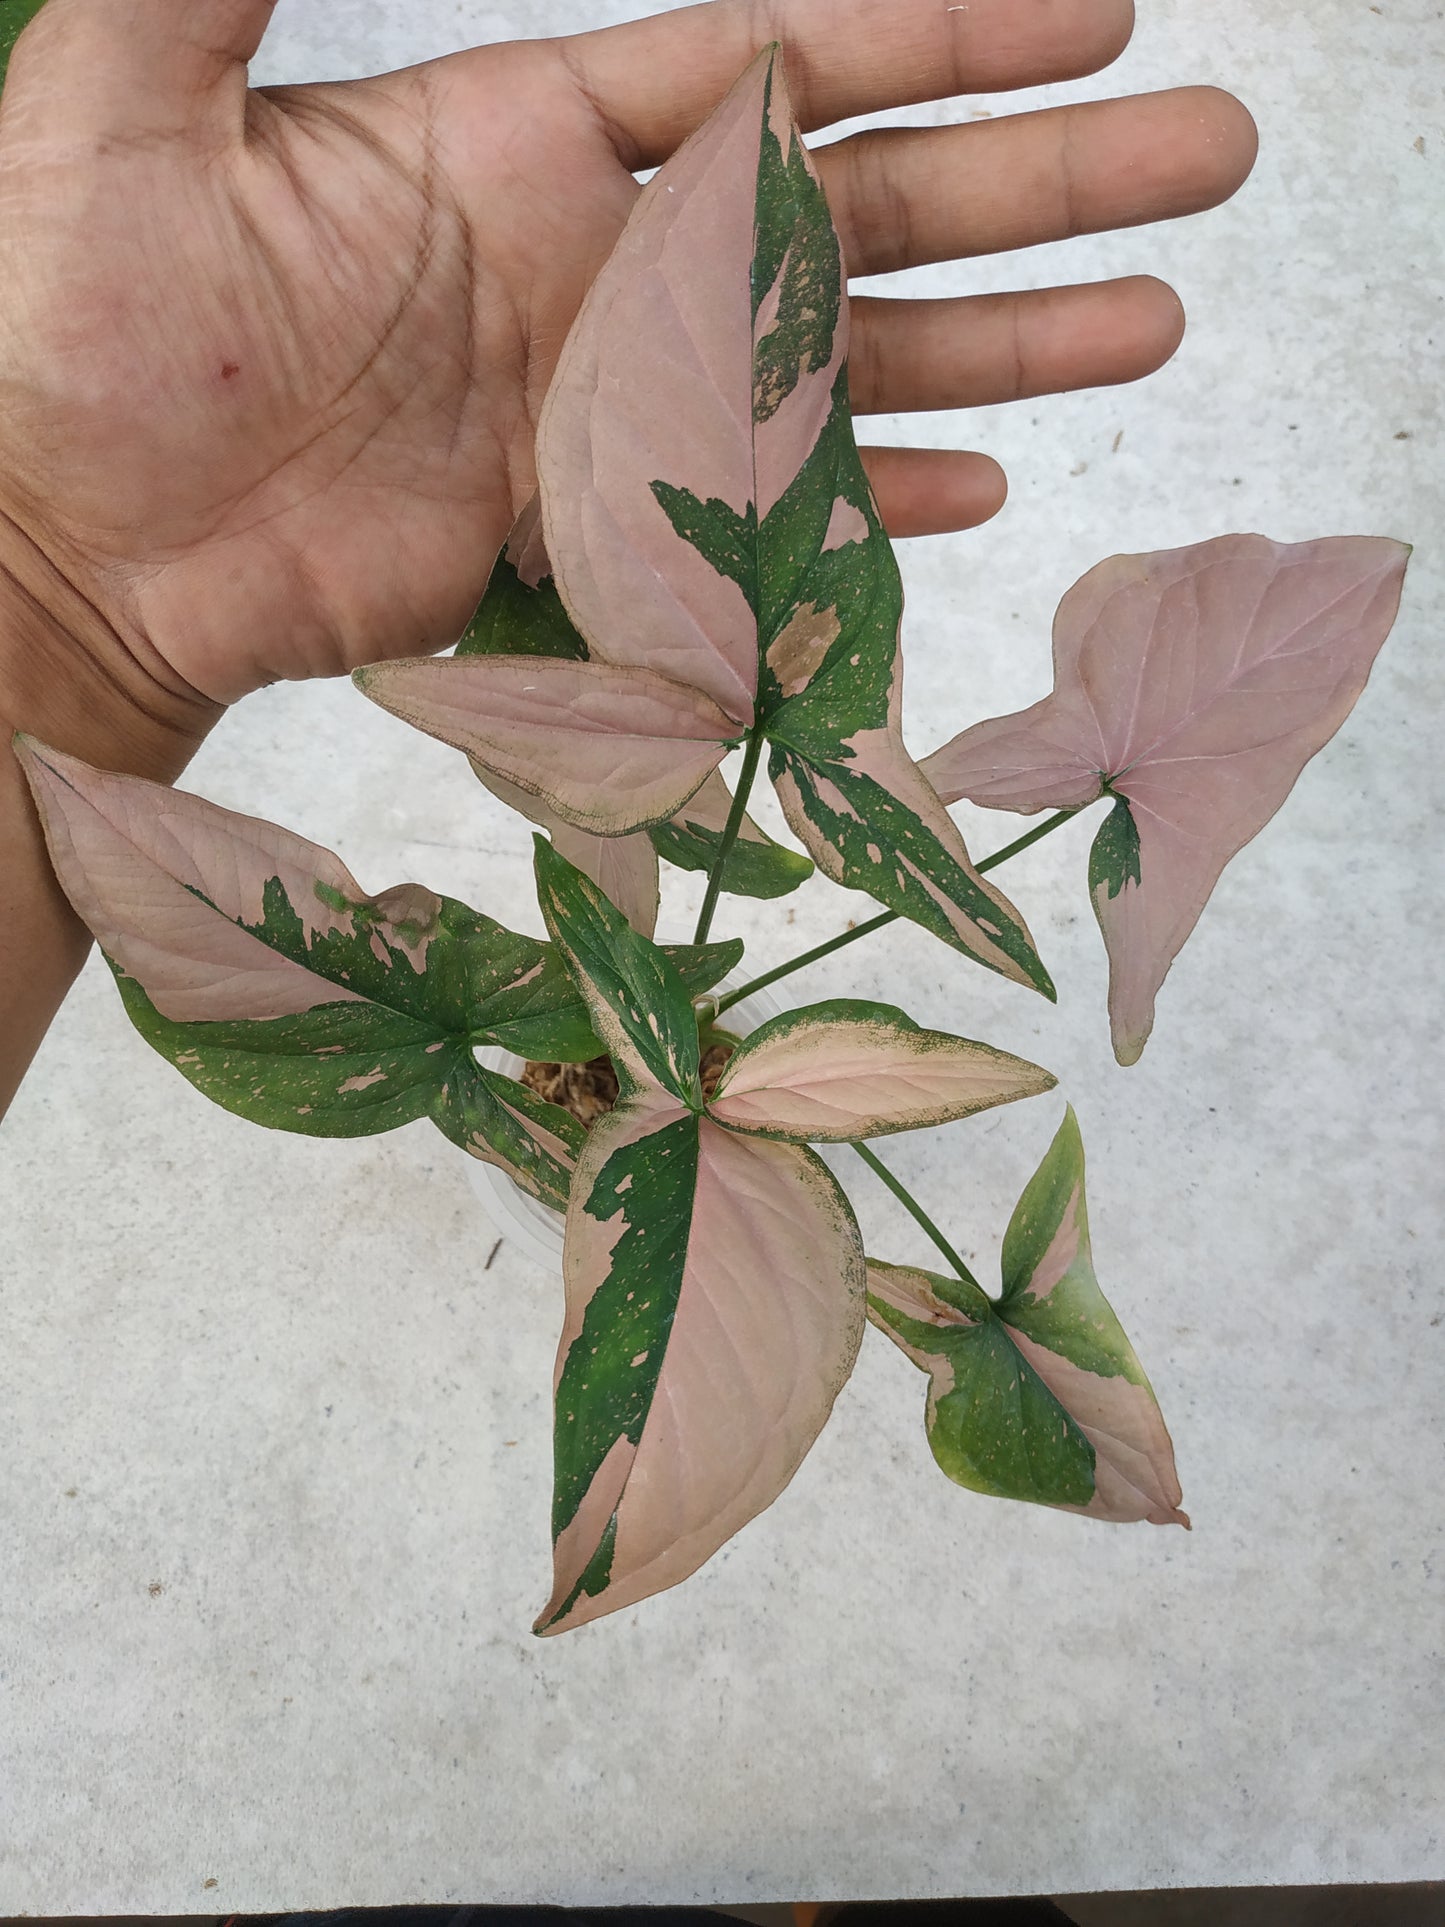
<box><xmin>350</xmin><ymin>663</ymin><xmax>397</xmax><ymax>715</ymax></box>
<box><xmin>10</xmin><ymin>732</ymin><xmax>74</xmax><ymax>806</ymax></box>
<box><xmin>1112</xmin><ymin>1028</ymin><xmax>1149</xmax><ymax>1069</ymax></box>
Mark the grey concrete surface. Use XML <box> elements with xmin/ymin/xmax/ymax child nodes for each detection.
<box><xmin>2</xmin><ymin>0</ymin><xmax>1441</xmax><ymax>1911</ymax></box>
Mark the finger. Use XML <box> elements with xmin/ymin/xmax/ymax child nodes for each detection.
<box><xmin>821</xmin><ymin>86</ymin><xmax>1258</xmax><ymax>276</ymax></box>
<box><xmin>850</xmin><ymin>275</ymin><xmax>1185</xmax><ymax>416</ymax></box>
<box><xmin>862</xmin><ymin>447</ymin><xmax>1007</xmax><ymax>540</ymax></box>
<box><xmin>553</xmin><ymin>0</ymin><xmax>1134</xmax><ymax>169</ymax></box>
<box><xmin>10</xmin><ymin>0</ymin><xmax>278</xmax><ymax>137</ymax></box>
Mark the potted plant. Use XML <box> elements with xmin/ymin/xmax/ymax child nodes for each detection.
<box><xmin>16</xmin><ymin>47</ymin><xmax>1409</xmax><ymax>1635</ymax></box>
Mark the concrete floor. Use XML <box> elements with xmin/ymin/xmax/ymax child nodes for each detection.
<box><xmin>2</xmin><ymin>0</ymin><xmax>1441</xmax><ymax>1913</ymax></box>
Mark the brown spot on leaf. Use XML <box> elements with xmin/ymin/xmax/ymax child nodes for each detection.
<box><xmin>767</xmin><ymin>603</ymin><xmax>841</xmax><ymax>698</ymax></box>
<box><xmin>337</xmin><ymin>1069</ymin><xmax>387</xmax><ymax>1094</ymax></box>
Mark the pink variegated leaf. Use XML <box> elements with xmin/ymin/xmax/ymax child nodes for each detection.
<box><xmin>868</xmin><ymin>1109</ymin><xmax>1187</xmax><ymax>1526</ymax></box>
<box><xmin>538</xmin><ymin>1093</ymin><xmax>866</xmax><ymax>1634</ymax></box>
<box><xmin>354</xmin><ymin>655</ymin><xmax>740</xmax><ymax>836</ymax></box>
<box><xmin>13</xmin><ymin>738</ymin><xmax>584</xmax><ymax>1200</ymax></box>
<box><xmin>709</xmin><ymin>999</ymin><xmax>1055</xmax><ymax>1141</ymax></box>
<box><xmin>921</xmin><ymin>535</ymin><xmax>1411</xmax><ymax>1062</ymax></box>
<box><xmin>534</xmin><ymin>46</ymin><xmax>1046</xmax><ymax>989</ymax></box>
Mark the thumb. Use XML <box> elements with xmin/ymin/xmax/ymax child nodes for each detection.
<box><xmin>4</xmin><ymin>0</ymin><xmax>279</xmax><ymax>139</ymax></box>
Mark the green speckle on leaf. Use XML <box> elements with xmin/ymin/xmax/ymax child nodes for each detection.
<box><xmin>313</xmin><ymin>880</ymin><xmax>352</xmax><ymax>916</ymax></box>
<box><xmin>1089</xmin><ymin>796</ymin><xmax>1143</xmax><ymax>903</ymax></box>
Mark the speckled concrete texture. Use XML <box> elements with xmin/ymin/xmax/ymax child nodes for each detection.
<box><xmin>2</xmin><ymin>0</ymin><xmax>1441</xmax><ymax>1911</ymax></box>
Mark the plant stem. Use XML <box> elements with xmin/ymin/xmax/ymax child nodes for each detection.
<box><xmin>851</xmin><ymin>1143</ymin><xmax>981</xmax><ymax>1289</ymax></box>
<box><xmin>692</xmin><ymin>729</ymin><xmax>766</xmax><ymax>945</ymax></box>
<box><xmin>714</xmin><ymin>910</ymin><xmax>896</xmax><ymax>1015</ymax></box>
<box><xmin>715</xmin><ymin>806</ymin><xmax>1079</xmax><ymax>1015</ymax></box>
<box><xmin>975</xmin><ymin>807</ymin><xmax>1080</xmax><ymax>876</ymax></box>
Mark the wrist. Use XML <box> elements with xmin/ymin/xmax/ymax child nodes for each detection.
<box><xmin>0</xmin><ymin>505</ymin><xmax>221</xmax><ymax>782</ymax></box>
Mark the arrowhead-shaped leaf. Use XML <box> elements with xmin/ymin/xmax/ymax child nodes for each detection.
<box><xmin>921</xmin><ymin>534</ymin><xmax>1411</xmax><ymax>1061</ymax></box>
<box><xmin>534</xmin><ymin>46</ymin><xmax>1046</xmax><ymax>993</ymax></box>
<box><xmin>868</xmin><ymin>1108</ymin><xmax>1187</xmax><ymax>1526</ymax></box>
<box><xmin>533</xmin><ymin>837</ymin><xmax>742</xmax><ymax>1104</ymax></box>
<box><xmin>15</xmin><ymin>739</ymin><xmax>588</xmax><ymax>1203</ymax></box>
<box><xmin>538</xmin><ymin>1092</ymin><xmax>866</xmax><ymax>1634</ymax></box>
<box><xmin>709</xmin><ymin>999</ymin><xmax>1055</xmax><ymax>1141</ymax></box>
<box><xmin>354</xmin><ymin>654</ymin><xmax>739</xmax><ymax>837</ymax></box>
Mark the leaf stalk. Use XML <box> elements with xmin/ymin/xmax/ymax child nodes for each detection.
<box><xmin>692</xmin><ymin>728</ymin><xmax>767</xmax><ymax>944</ymax></box>
<box><xmin>851</xmin><ymin>1142</ymin><xmax>981</xmax><ymax>1289</ymax></box>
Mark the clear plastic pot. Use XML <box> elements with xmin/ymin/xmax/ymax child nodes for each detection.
<box><xmin>468</xmin><ymin>975</ymin><xmax>789</xmax><ymax>1270</ymax></box>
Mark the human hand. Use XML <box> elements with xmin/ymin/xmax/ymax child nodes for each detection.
<box><xmin>0</xmin><ymin>0</ymin><xmax>1256</xmax><ymax>756</ymax></box>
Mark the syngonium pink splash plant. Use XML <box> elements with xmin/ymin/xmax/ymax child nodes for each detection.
<box><xmin>17</xmin><ymin>48</ymin><xmax>1410</xmax><ymax>1635</ymax></box>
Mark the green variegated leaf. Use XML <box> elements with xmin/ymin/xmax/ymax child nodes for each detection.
<box><xmin>112</xmin><ymin>974</ymin><xmax>462</xmax><ymax>1136</ymax></box>
<box><xmin>709</xmin><ymin>999</ymin><xmax>1055</xmax><ymax>1141</ymax></box>
<box><xmin>539</xmin><ymin>1092</ymin><xmax>866</xmax><ymax>1634</ymax></box>
<box><xmin>116</xmin><ymin>966</ymin><xmax>582</xmax><ymax>1207</ymax></box>
<box><xmin>534</xmin><ymin>836</ymin><xmax>739</xmax><ymax>1103</ymax></box>
<box><xmin>15</xmin><ymin>740</ymin><xmax>586</xmax><ymax>1199</ymax></box>
<box><xmin>867</xmin><ymin>1109</ymin><xmax>1187</xmax><ymax>1525</ymax></box>
<box><xmin>769</xmin><ymin>738</ymin><xmax>1055</xmax><ymax>995</ymax></box>
<box><xmin>649</xmin><ymin>768</ymin><xmax>813</xmax><ymax>900</ymax></box>
<box><xmin>661</xmin><ymin>940</ymin><xmax>747</xmax><ymax>1005</ymax></box>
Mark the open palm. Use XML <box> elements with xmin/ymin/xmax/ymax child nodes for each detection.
<box><xmin>0</xmin><ymin>0</ymin><xmax>1255</xmax><ymax>709</ymax></box>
